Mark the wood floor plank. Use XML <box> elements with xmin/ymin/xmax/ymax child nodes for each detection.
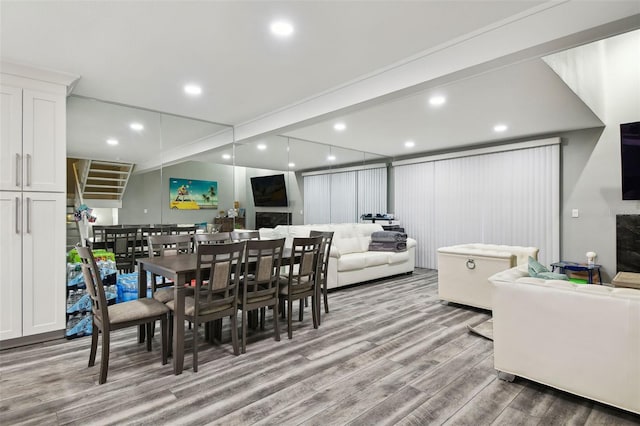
<box><xmin>396</xmin><ymin>356</ymin><xmax>497</xmax><ymax>425</ymax></box>
<box><xmin>443</xmin><ymin>375</ymin><xmax>524</xmax><ymax>425</ymax></box>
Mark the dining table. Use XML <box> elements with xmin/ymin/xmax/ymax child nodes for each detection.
<box><xmin>136</xmin><ymin>245</ymin><xmax>297</xmax><ymax>375</ymax></box>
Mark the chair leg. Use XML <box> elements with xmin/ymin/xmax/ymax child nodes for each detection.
<box><xmin>89</xmin><ymin>324</ymin><xmax>98</xmax><ymax>367</ymax></box>
<box><xmin>230</xmin><ymin>314</ymin><xmax>239</xmax><ymax>356</ymax></box>
<box><xmin>260</xmin><ymin>307</ymin><xmax>265</xmax><ymax>330</ymax></box>
<box><xmin>214</xmin><ymin>319</ymin><xmax>222</xmax><ymax>341</ymax></box>
<box><xmin>288</xmin><ymin>297</ymin><xmax>293</xmax><ymax>339</ymax></box>
<box><xmin>146</xmin><ymin>323</ymin><xmax>153</xmax><ymax>351</ymax></box>
<box><xmin>99</xmin><ymin>331</ymin><xmax>110</xmax><ymax>384</ymax></box>
<box><xmin>323</xmin><ymin>281</ymin><xmax>329</xmax><ymax>314</ymax></box>
<box><xmin>150</xmin><ymin>320</ymin><xmax>156</xmax><ymax>338</ymax></box>
<box><xmin>312</xmin><ymin>295</ymin><xmax>318</xmax><ymax>329</ymax></box>
<box><xmin>168</xmin><ymin>312</ymin><xmax>174</xmax><ymax>357</ymax></box>
<box><xmin>241</xmin><ymin>309</ymin><xmax>248</xmax><ymax>354</ymax></box>
<box><xmin>161</xmin><ymin>315</ymin><xmax>168</xmax><ymax>365</ymax></box>
<box><xmin>273</xmin><ymin>302</ymin><xmax>281</xmax><ymax>342</ymax></box>
<box><xmin>192</xmin><ymin>320</ymin><xmax>198</xmax><ymax>372</ymax></box>
<box><xmin>299</xmin><ymin>299</ymin><xmax>304</xmax><ymax>322</ymax></box>
<box><xmin>315</xmin><ymin>284</ymin><xmax>322</xmax><ymax>327</ymax></box>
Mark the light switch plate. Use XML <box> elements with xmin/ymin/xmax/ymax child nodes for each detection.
<box><xmin>571</xmin><ymin>209</ymin><xmax>579</xmax><ymax>218</ymax></box>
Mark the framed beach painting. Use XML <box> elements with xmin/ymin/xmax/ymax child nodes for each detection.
<box><xmin>169</xmin><ymin>177</ymin><xmax>218</xmax><ymax>210</ymax></box>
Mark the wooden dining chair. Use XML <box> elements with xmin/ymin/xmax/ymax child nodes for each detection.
<box><xmin>148</xmin><ymin>234</ymin><xmax>194</xmax><ymax>304</ymax></box>
<box><xmin>165</xmin><ymin>242</ymin><xmax>245</xmax><ymax>372</ymax></box>
<box><xmin>230</xmin><ymin>230</ymin><xmax>260</xmax><ymax>242</ymax></box>
<box><xmin>104</xmin><ymin>226</ymin><xmax>138</xmax><ymax>273</ymax></box>
<box><xmin>238</xmin><ymin>238</ymin><xmax>286</xmax><ymax>353</ymax></box>
<box><xmin>76</xmin><ymin>246</ymin><xmax>169</xmax><ymax>384</ymax></box>
<box><xmin>279</xmin><ymin>236</ymin><xmax>323</xmax><ymax>339</ymax></box>
<box><xmin>309</xmin><ymin>230</ymin><xmax>334</xmax><ymax>325</ymax></box>
<box><xmin>193</xmin><ymin>232</ymin><xmax>231</xmax><ymax>251</ymax></box>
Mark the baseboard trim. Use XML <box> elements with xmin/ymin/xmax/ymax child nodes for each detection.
<box><xmin>0</xmin><ymin>329</ymin><xmax>65</xmax><ymax>351</ymax></box>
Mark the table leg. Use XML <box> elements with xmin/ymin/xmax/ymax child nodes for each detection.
<box><xmin>138</xmin><ymin>264</ymin><xmax>146</xmax><ymax>343</ymax></box>
<box><xmin>173</xmin><ymin>280</ymin><xmax>185</xmax><ymax>375</ymax></box>
<box><xmin>588</xmin><ymin>269</ymin><xmax>593</xmax><ymax>284</ymax></box>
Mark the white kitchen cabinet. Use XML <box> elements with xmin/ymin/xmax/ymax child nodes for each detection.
<box><xmin>1</xmin><ymin>67</ymin><xmax>73</xmax><ymax>345</ymax></box>
<box><xmin>0</xmin><ymin>192</ymin><xmax>67</xmax><ymax>340</ymax></box>
<box><xmin>0</xmin><ymin>84</ymin><xmax>66</xmax><ymax>193</ymax></box>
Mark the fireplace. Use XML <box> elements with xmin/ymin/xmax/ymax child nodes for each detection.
<box><xmin>255</xmin><ymin>212</ymin><xmax>292</xmax><ymax>229</ymax></box>
<box><xmin>617</xmin><ymin>214</ymin><xmax>640</xmax><ymax>273</ymax></box>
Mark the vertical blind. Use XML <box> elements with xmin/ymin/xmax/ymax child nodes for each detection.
<box><xmin>303</xmin><ymin>167</ymin><xmax>387</xmax><ymax>224</ymax></box>
<box><xmin>394</xmin><ymin>142</ymin><xmax>560</xmax><ymax>268</ymax></box>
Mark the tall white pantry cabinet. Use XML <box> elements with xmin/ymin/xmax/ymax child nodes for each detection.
<box><xmin>0</xmin><ymin>69</ymin><xmax>71</xmax><ymax>343</ymax></box>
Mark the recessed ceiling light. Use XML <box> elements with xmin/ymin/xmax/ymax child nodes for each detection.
<box><xmin>257</xmin><ymin>144</ymin><xmax>267</xmax><ymax>151</ymax></box>
<box><xmin>106</xmin><ymin>138</ymin><xmax>119</xmax><ymax>146</ymax></box>
<box><xmin>270</xmin><ymin>20</ymin><xmax>294</xmax><ymax>37</ymax></box>
<box><xmin>429</xmin><ymin>95</ymin><xmax>446</xmax><ymax>106</ymax></box>
<box><xmin>288</xmin><ymin>162</ymin><xmax>295</xmax><ymax>168</ymax></box>
<box><xmin>130</xmin><ymin>122</ymin><xmax>144</xmax><ymax>131</ymax></box>
<box><xmin>184</xmin><ymin>84</ymin><xmax>202</xmax><ymax>96</ymax></box>
<box><xmin>404</xmin><ymin>140</ymin><xmax>415</xmax><ymax>148</ymax></box>
<box><xmin>494</xmin><ymin>124</ymin><xmax>508</xmax><ymax>132</ymax></box>
<box><xmin>222</xmin><ymin>154</ymin><xmax>231</xmax><ymax>160</ymax></box>
<box><xmin>333</xmin><ymin>122</ymin><xmax>346</xmax><ymax>132</ymax></box>
<box><xmin>327</xmin><ymin>155</ymin><xmax>336</xmax><ymax>161</ymax></box>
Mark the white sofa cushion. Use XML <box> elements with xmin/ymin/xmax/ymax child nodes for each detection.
<box><xmin>334</xmin><ymin>236</ymin><xmax>364</xmax><ymax>256</ymax></box>
<box><xmin>337</xmin><ymin>253</ymin><xmax>365</xmax><ymax>272</ymax></box>
<box><xmin>364</xmin><ymin>251</ymin><xmax>389</xmax><ymax>268</ymax></box>
<box><xmin>388</xmin><ymin>251</ymin><xmax>410</xmax><ymax>265</ymax></box>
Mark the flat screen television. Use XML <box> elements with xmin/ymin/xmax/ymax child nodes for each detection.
<box><xmin>250</xmin><ymin>174</ymin><xmax>289</xmax><ymax>207</ymax></box>
<box><xmin>621</xmin><ymin>121</ymin><xmax>640</xmax><ymax>200</ymax></box>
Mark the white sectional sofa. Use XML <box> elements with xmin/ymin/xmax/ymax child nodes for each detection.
<box><xmin>437</xmin><ymin>243</ymin><xmax>539</xmax><ymax>310</ymax></box>
<box><xmin>490</xmin><ymin>266</ymin><xmax>640</xmax><ymax>415</ymax></box>
<box><xmin>259</xmin><ymin>223</ymin><xmax>416</xmax><ymax>289</ymax></box>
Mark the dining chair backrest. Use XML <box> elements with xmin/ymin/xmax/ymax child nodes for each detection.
<box><xmin>193</xmin><ymin>242</ymin><xmax>245</xmax><ymax>317</ymax></box>
<box><xmin>76</xmin><ymin>246</ymin><xmax>110</xmax><ymax>328</ymax></box>
<box><xmin>285</xmin><ymin>236</ymin><xmax>323</xmax><ymax>289</ymax></box>
<box><xmin>148</xmin><ymin>234</ymin><xmax>193</xmax><ymax>257</ymax></box>
<box><xmin>104</xmin><ymin>226</ymin><xmax>138</xmax><ymax>272</ymax></box>
<box><xmin>242</xmin><ymin>238</ymin><xmax>286</xmax><ymax>295</ymax></box>
<box><xmin>92</xmin><ymin>225</ymin><xmax>109</xmax><ymax>243</ymax></box>
<box><xmin>231</xmin><ymin>230</ymin><xmax>260</xmax><ymax>242</ymax></box>
<box><xmin>309</xmin><ymin>230</ymin><xmax>334</xmax><ymax>278</ymax></box>
<box><xmin>171</xmin><ymin>225</ymin><xmax>197</xmax><ymax>236</ymax></box>
<box><xmin>193</xmin><ymin>232</ymin><xmax>231</xmax><ymax>250</ymax></box>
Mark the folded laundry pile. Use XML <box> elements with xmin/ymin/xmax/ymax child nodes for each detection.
<box><xmin>369</xmin><ymin>231</ymin><xmax>408</xmax><ymax>252</ymax></box>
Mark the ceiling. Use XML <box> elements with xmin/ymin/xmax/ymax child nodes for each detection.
<box><xmin>1</xmin><ymin>1</ymin><xmax>639</xmax><ymax>172</ymax></box>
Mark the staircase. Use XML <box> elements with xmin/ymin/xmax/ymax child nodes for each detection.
<box><xmin>76</xmin><ymin>160</ymin><xmax>134</xmax><ymax>208</ymax></box>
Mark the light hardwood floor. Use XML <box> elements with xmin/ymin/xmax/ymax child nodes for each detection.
<box><xmin>1</xmin><ymin>269</ymin><xmax>639</xmax><ymax>425</ymax></box>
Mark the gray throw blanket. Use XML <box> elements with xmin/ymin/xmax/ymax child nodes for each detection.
<box><xmin>368</xmin><ymin>241</ymin><xmax>407</xmax><ymax>252</ymax></box>
<box><xmin>370</xmin><ymin>231</ymin><xmax>407</xmax><ymax>243</ymax></box>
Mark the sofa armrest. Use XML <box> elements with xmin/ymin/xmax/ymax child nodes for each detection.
<box><xmin>329</xmin><ymin>244</ymin><xmax>341</xmax><ymax>259</ymax></box>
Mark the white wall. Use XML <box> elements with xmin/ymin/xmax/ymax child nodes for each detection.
<box><xmin>549</xmin><ymin>31</ymin><xmax>640</xmax><ymax>279</ymax></box>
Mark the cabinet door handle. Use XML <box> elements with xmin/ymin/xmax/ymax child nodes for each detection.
<box><xmin>15</xmin><ymin>197</ymin><xmax>21</xmax><ymax>234</ymax></box>
<box><xmin>26</xmin><ymin>154</ymin><xmax>32</xmax><ymax>187</ymax></box>
<box><xmin>16</xmin><ymin>153</ymin><xmax>21</xmax><ymax>187</ymax></box>
<box><xmin>26</xmin><ymin>197</ymin><xmax>31</xmax><ymax>234</ymax></box>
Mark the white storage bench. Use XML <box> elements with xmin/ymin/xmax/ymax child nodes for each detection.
<box><xmin>437</xmin><ymin>243</ymin><xmax>539</xmax><ymax>310</ymax></box>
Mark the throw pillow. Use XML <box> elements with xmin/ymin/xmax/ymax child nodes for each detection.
<box><xmin>528</xmin><ymin>256</ymin><xmax>549</xmax><ymax>277</ymax></box>
<box><xmin>536</xmin><ymin>271</ymin><xmax>569</xmax><ymax>281</ymax></box>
